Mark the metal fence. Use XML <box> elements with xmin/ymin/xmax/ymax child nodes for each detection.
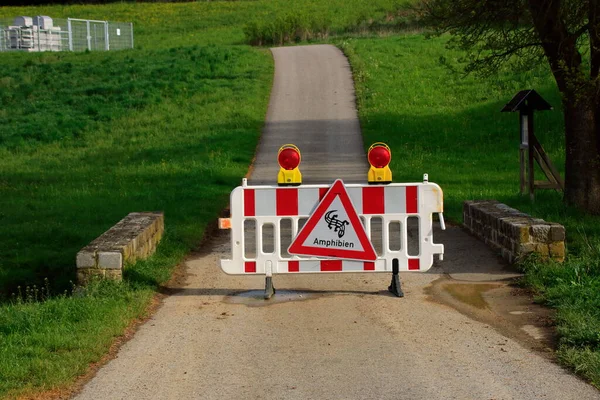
<box><xmin>0</xmin><ymin>16</ymin><xmax>133</xmax><ymax>53</ymax></box>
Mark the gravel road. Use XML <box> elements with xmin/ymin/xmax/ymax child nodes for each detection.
<box><xmin>74</xmin><ymin>45</ymin><xmax>599</xmax><ymax>400</ymax></box>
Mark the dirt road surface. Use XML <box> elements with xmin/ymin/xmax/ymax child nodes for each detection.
<box><xmin>74</xmin><ymin>45</ymin><xmax>599</xmax><ymax>399</ymax></box>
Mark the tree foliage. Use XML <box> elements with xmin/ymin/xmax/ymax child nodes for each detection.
<box><xmin>418</xmin><ymin>0</ymin><xmax>600</xmax><ymax>214</ymax></box>
<box><xmin>419</xmin><ymin>1</ymin><xmax>591</xmax><ymax>77</ymax></box>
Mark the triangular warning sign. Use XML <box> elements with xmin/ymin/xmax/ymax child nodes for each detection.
<box><xmin>288</xmin><ymin>180</ymin><xmax>377</xmax><ymax>261</ymax></box>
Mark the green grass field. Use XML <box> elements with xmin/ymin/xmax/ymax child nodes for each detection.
<box><xmin>339</xmin><ymin>34</ymin><xmax>600</xmax><ymax>387</ymax></box>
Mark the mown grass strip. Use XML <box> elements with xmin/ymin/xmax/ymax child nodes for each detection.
<box><xmin>340</xmin><ymin>34</ymin><xmax>600</xmax><ymax>388</ymax></box>
<box><xmin>0</xmin><ymin>280</ymin><xmax>154</xmax><ymax>396</ymax></box>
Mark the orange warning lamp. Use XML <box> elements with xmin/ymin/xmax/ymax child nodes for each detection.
<box><xmin>277</xmin><ymin>144</ymin><xmax>302</xmax><ymax>186</ymax></box>
<box><xmin>367</xmin><ymin>142</ymin><xmax>392</xmax><ymax>184</ymax></box>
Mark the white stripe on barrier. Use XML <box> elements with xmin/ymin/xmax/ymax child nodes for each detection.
<box><xmin>385</xmin><ymin>186</ymin><xmax>406</xmax><ymax>214</ymax></box>
<box><xmin>255</xmin><ymin>190</ymin><xmax>276</xmax><ymax>217</ymax></box>
<box><xmin>347</xmin><ymin>188</ymin><xmax>363</xmax><ymax>214</ymax></box>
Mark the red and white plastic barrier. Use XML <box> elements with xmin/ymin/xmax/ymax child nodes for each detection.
<box><xmin>220</xmin><ymin>176</ymin><xmax>444</xmax><ymax>276</ymax></box>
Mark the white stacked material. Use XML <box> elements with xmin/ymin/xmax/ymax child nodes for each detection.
<box><xmin>34</xmin><ymin>16</ymin><xmax>52</xmax><ymax>29</ymax></box>
<box><xmin>13</xmin><ymin>16</ymin><xmax>33</xmax><ymax>27</ymax></box>
<box><xmin>1</xmin><ymin>15</ymin><xmax>133</xmax><ymax>52</ymax></box>
<box><xmin>5</xmin><ymin>16</ymin><xmax>63</xmax><ymax>52</ymax></box>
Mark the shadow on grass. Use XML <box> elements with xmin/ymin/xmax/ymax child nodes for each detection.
<box><xmin>0</xmin><ymin>123</ymin><xmax>262</xmax><ymax>299</ymax></box>
<box><xmin>360</xmin><ymin>97</ymin><xmax>600</xmax><ymax>254</ymax></box>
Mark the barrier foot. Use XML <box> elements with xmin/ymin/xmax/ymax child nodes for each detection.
<box><xmin>264</xmin><ymin>276</ymin><xmax>276</xmax><ymax>300</ymax></box>
<box><xmin>388</xmin><ymin>260</ymin><xmax>404</xmax><ymax>297</ymax></box>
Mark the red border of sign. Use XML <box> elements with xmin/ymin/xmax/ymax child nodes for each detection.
<box><xmin>288</xmin><ymin>180</ymin><xmax>377</xmax><ymax>261</ymax></box>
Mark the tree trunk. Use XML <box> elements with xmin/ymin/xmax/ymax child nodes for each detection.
<box><xmin>563</xmin><ymin>99</ymin><xmax>600</xmax><ymax>214</ymax></box>
<box><xmin>526</xmin><ymin>1</ymin><xmax>600</xmax><ymax>214</ymax></box>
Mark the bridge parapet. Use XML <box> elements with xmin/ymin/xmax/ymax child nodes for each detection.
<box><xmin>76</xmin><ymin>212</ymin><xmax>164</xmax><ymax>284</ymax></box>
<box><xmin>463</xmin><ymin>200</ymin><xmax>565</xmax><ymax>263</ymax></box>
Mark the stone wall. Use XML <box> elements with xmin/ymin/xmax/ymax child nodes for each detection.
<box><xmin>463</xmin><ymin>200</ymin><xmax>565</xmax><ymax>264</ymax></box>
<box><xmin>76</xmin><ymin>212</ymin><xmax>164</xmax><ymax>284</ymax></box>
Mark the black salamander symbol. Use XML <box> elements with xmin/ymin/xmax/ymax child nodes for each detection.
<box><xmin>324</xmin><ymin>210</ymin><xmax>349</xmax><ymax>238</ymax></box>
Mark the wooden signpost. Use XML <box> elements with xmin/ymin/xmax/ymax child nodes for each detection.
<box><xmin>501</xmin><ymin>90</ymin><xmax>564</xmax><ymax>200</ymax></box>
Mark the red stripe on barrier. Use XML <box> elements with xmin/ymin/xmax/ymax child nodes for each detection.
<box><xmin>364</xmin><ymin>262</ymin><xmax>375</xmax><ymax>271</ymax></box>
<box><xmin>406</xmin><ymin>186</ymin><xmax>418</xmax><ymax>214</ymax></box>
<box><xmin>276</xmin><ymin>188</ymin><xmax>298</xmax><ymax>216</ymax></box>
<box><xmin>288</xmin><ymin>260</ymin><xmax>299</xmax><ymax>272</ymax></box>
<box><xmin>244</xmin><ymin>261</ymin><xmax>256</xmax><ymax>273</ymax></box>
<box><xmin>362</xmin><ymin>186</ymin><xmax>385</xmax><ymax>214</ymax></box>
<box><xmin>408</xmin><ymin>259</ymin><xmax>420</xmax><ymax>270</ymax></box>
<box><xmin>321</xmin><ymin>260</ymin><xmax>342</xmax><ymax>272</ymax></box>
<box><xmin>244</xmin><ymin>189</ymin><xmax>255</xmax><ymax>217</ymax></box>
<box><xmin>319</xmin><ymin>187</ymin><xmax>328</xmax><ymax>200</ymax></box>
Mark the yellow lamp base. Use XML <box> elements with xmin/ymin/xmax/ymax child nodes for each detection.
<box><xmin>277</xmin><ymin>168</ymin><xmax>302</xmax><ymax>186</ymax></box>
<box><xmin>368</xmin><ymin>166</ymin><xmax>392</xmax><ymax>184</ymax></box>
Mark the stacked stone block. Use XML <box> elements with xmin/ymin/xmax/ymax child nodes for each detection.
<box><xmin>463</xmin><ymin>200</ymin><xmax>565</xmax><ymax>264</ymax></box>
<box><xmin>76</xmin><ymin>212</ymin><xmax>164</xmax><ymax>284</ymax></box>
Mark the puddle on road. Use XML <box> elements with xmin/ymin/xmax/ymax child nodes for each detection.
<box><xmin>224</xmin><ymin>290</ymin><xmax>325</xmax><ymax>307</ymax></box>
<box><xmin>521</xmin><ymin>324</ymin><xmax>550</xmax><ymax>341</ymax></box>
<box><xmin>427</xmin><ymin>278</ymin><xmax>557</xmax><ymax>352</ymax></box>
<box><xmin>443</xmin><ymin>283</ymin><xmax>499</xmax><ymax>309</ymax></box>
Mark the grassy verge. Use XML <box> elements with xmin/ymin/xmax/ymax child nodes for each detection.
<box><xmin>339</xmin><ymin>34</ymin><xmax>600</xmax><ymax>387</ymax></box>
<box><xmin>1</xmin><ymin>280</ymin><xmax>154</xmax><ymax>396</ymax></box>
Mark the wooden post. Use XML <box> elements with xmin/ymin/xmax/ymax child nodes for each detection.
<box><xmin>527</xmin><ymin>110</ymin><xmax>535</xmax><ymax>200</ymax></box>
<box><xmin>532</xmin><ymin>135</ymin><xmax>565</xmax><ymax>191</ymax></box>
<box><xmin>501</xmin><ymin>90</ymin><xmax>560</xmax><ymax>199</ymax></box>
<box><xmin>519</xmin><ymin>147</ymin><xmax>526</xmax><ymax>194</ymax></box>
<box><xmin>519</xmin><ymin>109</ymin><xmax>530</xmax><ymax>196</ymax></box>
